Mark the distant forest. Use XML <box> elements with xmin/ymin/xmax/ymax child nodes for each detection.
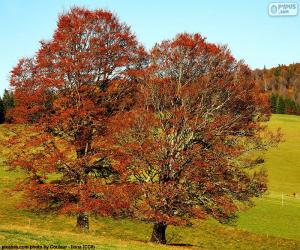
<box><xmin>254</xmin><ymin>63</ymin><xmax>300</xmax><ymax>115</ymax></box>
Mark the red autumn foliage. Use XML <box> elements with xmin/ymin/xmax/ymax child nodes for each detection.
<box><xmin>7</xmin><ymin>8</ymin><xmax>281</xmax><ymax>244</ymax></box>
<box><xmin>107</xmin><ymin>33</ymin><xmax>281</xmax><ymax>243</ymax></box>
<box><xmin>8</xmin><ymin>7</ymin><xmax>146</xmax><ymax>231</ymax></box>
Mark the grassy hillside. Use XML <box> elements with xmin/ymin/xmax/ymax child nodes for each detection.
<box><xmin>237</xmin><ymin>114</ymin><xmax>300</xmax><ymax>239</ymax></box>
<box><xmin>0</xmin><ymin>114</ymin><xmax>300</xmax><ymax>249</ymax></box>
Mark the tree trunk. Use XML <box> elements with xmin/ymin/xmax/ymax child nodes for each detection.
<box><xmin>76</xmin><ymin>213</ymin><xmax>89</xmax><ymax>232</ymax></box>
<box><xmin>150</xmin><ymin>222</ymin><xmax>167</xmax><ymax>244</ymax></box>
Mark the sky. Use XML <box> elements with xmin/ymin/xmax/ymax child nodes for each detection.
<box><xmin>0</xmin><ymin>0</ymin><xmax>299</xmax><ymax>95</ymax></box>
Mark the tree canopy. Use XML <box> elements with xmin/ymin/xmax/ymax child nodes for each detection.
<box><xmin>8</xmin><ymin>7</ymin><xmax>146</xmax><ymax>231</ymax></box>
<box><xmin>7</xmin><ymin>7</ymin><xmax>281</xmax><ymax>244</ymax></box>
<box><xmin>107</xmin><ymin>33</ymin><xmax>281</xmax><ymax>243</ymax></box>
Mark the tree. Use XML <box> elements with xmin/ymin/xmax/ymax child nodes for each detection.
<box><xmin>285</xmin><ymin>98</ymin><xmax>295</xmax><ymax>114</ymax></box>
<box><xmin>8</xmin><ymin>7</ymin><xmax>146</xmax><ymax>231</ymax></box>
<box><xmin>268</xmin><ymin>93</ymin><xmax>300</xmax><ymax>115</ymax></box>
<box><xmin>3</xmin><ymin>89</ymin><xmax>14</xmax><ymax>110</ymax></box>
<box><xmin>270</xmin><ymin>93</ymin><xmax>278</xmax><ymax>114</ymax></box>
<box><xmin>284</xmin><ymin>64</ymin><xmax>296</xmax><ymax>88</ymax></box>
<box><xmin>0</xmin><ymin>97</ymin><xmax>5</xmax><ymax>124</ymax></box>
<box><xmin>263</xmin><ymin>65</ymin><xmax>268</xmax><ymax>92</ymax></box>
<box><xmin>274</xmin><ymin>65</ymin><xmax>281</xmax><ymax>78</ymax></box>
<box><xmin>108</xmin><ymin>34</ymin><xmax>281</xmax><ymax>244</ymax></box>
<box><xmin>2</xmin><ymin>89</ymin><xmax>14</xmax><ymax>122</ymax></box>
<box><xmin>276</xmin><ymin>96</ymin><xmax>286</xmax><ymax>114</ymax></box>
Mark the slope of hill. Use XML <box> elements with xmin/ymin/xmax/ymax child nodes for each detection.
<box><xmin>0</xmin><ymin>115</ymin><xmax>300</xmax><ymax>249</ymax></box>
<box><xmin>238</xmin><ymin>114</ymin><xmax>300</xmax><ymax>239</ymax></box>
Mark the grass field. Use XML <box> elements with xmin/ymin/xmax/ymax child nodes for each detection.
<box><xmin>237</xmin><ymin>114</ymin><xmax>300</xmax><ymax>240</ymax></box>
<box><xmin>0</xmin><ymin>114</ymin><xmax>300</xmax><ymax>249</ymax></box>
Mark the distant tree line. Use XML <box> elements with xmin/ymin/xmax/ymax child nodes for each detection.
<box><xmin>269</xmin><ymin>93</ymin><xmax>300</xmax><ymax>115</ymax></box>
<box><xmin>253</xmin><ymin>63</ymin><xmax>300</xmax><ymax>115</ymax></box>
<box><xmin>0</xmin><ymin>89</ymin><xmax>14</xmax><ymax>124</ymax></box>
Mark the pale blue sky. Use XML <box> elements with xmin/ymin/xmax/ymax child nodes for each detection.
<box><xmin>1</xmin><ymin>0</ymin><xmax>299</xmax><ymax>95</ymax></box>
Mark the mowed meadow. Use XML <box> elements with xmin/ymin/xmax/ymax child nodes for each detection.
<box><xmin>0</xmin><ymin>114</ymin><xmax>299</xmax><ymax>249</ymax></box>
<box><xmin>237</xmin><ymin>114</ymin><xmax>300</xmax><ymax>240</ymax></box>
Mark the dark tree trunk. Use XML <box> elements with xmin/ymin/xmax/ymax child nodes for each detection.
<box><xmin>76</xmin><ymin>148</ymin><xmax>85</xmax><ymax>157</ymax></box>
<box><xmin>74</xmin><ymin>130</ymin><xmax>91</xmax><ymax>232</ymax></box>
<box><xmin>76</xmin><ymin>213</ymin><xmax>89</xmax><ymax>231</ymax></box>
<box><xmin>150</xmin><ymin>222</ymin><xmax>167</xmax><ymax>244</ymax></box>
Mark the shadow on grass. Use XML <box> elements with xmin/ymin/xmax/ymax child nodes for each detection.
<box><xmin>168</xmin><ymin>243</ymin><xmax>193</xmax><ymax>247</ymax></box>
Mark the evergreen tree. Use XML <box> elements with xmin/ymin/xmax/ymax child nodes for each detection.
<box><xmin>274</xmin><ymin>66</ymin><xmax>281</xmax><ymax>78</ymax></box>
<box><xmin>285</xmin><ymin>98</ymin><xmax>295</xmax><ymax>114</ymax></box>
<box><xmin>270</xmin><ymin>93</ymin><xmax>278</xmax><ymax>113</ymax></box>
<box><xmin>263</xmin><ymin>66</ymin><xmax>268</xmax><ymax>91</ymax></box>
<box><xmin>269</xmin><ymin>93</ymin><xmax>300</xmax><ymax>115</ymax></box>
<box><xmin>0</xmin><ymin>97</ymin><xmax>5</xmax><ymax>124</ymax></box>
<box><xmin>2</xmin><ymin>89</ymin><xmax>14</xmax><ymax>110</ymax></box>
<box><xmin>276</xmin><ymin>96</ymin><xmax>286</xmax><ymax>114</ymax></box>
<box><xmin>2</xmin><ymin>89</ymin><xmax>14</xmax><ymax>122</ymax></box>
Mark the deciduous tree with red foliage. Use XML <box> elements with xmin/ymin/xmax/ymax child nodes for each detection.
<box><xmin>108</xmin><ymin>33</ymin><xmax>281</xmax><ymax>244</ymax></box>
<box><xmin>8</xmin><ymin>8</ymin><xmax>281</xmax><ymax>244</ymax></box>
<box><xmin>8</xmin><ymin>7</ymin><xmax>146</xmax><ymax>231</ymax></box>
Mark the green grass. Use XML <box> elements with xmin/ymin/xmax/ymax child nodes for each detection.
<box><xmin>237</xmin><ymin>114</ymin><xmax>300</xmax><ymax>240</ymax></box>
<box><xmin>1</xmin><ymin>114</ymin><xmax>300</xmax><ymax>249</ymax></box>
<box><xmin>264</xmin><ymin>114</ymin><xmax>300</xmax><ymax>193</ymax></box>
